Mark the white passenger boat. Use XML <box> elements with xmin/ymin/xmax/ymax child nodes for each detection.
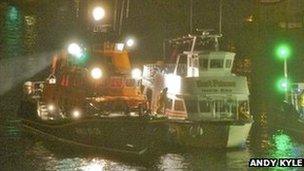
<box><xmin>142</xmin><ymin>31</ymin><xmax>253</xmax><ymax>148</ymax></box>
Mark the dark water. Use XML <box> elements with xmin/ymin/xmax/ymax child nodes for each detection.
<box><xmin>1</xmin><ymin>3</ymin><xmax>304</xmax><ymax>171</ymax></box>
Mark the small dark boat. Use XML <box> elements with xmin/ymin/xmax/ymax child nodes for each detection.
<box><xmin>20</xmin><ymin>114</ymin><xmax>168</xmax><ymax>155</ymax></box>
<box><xmin>268</xmin><ymin>83</ymin><xmax>304</xmax><ymax>143</ymax></box>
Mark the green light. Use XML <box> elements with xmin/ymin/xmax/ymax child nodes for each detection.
<box><xmin>276</xmin><ymin>78</ymin><xmax>289</xmax><ymax>92</ymax></box>
<box><xmin>270</xmin><ymin>132</ymin><xmax>294</xmax><ymax>158</ymax></box>
<box><xmin>5</xmin><ymin>6</ymin><xmax>22</xmax><ymax>58</ymax></box>
<box><xmin>275</xmin><ymin>44</ymin><xmax>291</xmax><ymax>59</ymax></box>
<box><xmin>273</xmin><ymin>133</ymin><xmax>291</xmax><ymax>151</ymax></box>
<box><xmin>8</xmin><ymin>6</ymin><xmax>18</xmax><ymax>21</ymax></box>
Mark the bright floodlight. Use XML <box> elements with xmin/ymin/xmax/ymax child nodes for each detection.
<box><xmin>68</xmin><ymin>43</ymin><xmax>82</xmax><ymax>58</ymax></box>
<box><xmin>72</xmin><ymin>110</ymin><xmax>81</xmax><ymax>119</ymax></box>
<box><xmin>126</xmin><ymin>38</ymin><xmax>135</xmax><ymax>47</ymax></box>
<box><xmin>92</xmin><ymin>6</ymin><xmax>105</xmax><ymax>21</ymax></box>
<box><xmin>131</xmin><ymin>68</ymin><xmax>142</xmax><ymax>79</ymax></box>
<box><xmin>165</xmin><ymin>74</ymin><xmax>181</xmax><ymax>93</ymax></box>
<box><xmin>91</xmin><ymin>67</ymin><xmax>102</xmax><ymax>79</ymax></box>
<box><xmin>47</xmin><ymin>104</ymin><xmax>55</xmax><ymax>112</ymax></box>
<box><xmin>115</xmin><ymin>43</ymin><xmax>125</xmax><ymax>51</ymax></box>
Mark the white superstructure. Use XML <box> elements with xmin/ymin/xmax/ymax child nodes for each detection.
<box><xmin>142</xmin><ymin>31</ymin><xmax>252</xmax><ymax>148</ymax></box>
<box><xmin>143</xmin><ymin>32</ymin><xmax>250</xmax><ymax>122</ymax></box>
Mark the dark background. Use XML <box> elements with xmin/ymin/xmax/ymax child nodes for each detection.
<box><xmin>1</xmin><ymin>0</ymin><xmax>304</xmax><ymax>108</ymax></box>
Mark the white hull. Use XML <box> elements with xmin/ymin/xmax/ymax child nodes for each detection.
<box><xmin>227</xmin><ymin>122</ymin><xmax>252</xmax><ymax>148</ymax></box>
<box><xmin>169</xmin><ymin>120</ymin><xmax>253</xmax><ymax>148</ymax></box>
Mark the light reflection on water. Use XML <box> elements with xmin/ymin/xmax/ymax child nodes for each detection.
<box><xmin>3</xmin><ymin>5</ymin><xmax>23</xmax><ymax>58</ymax></box>
<box><xmin>1</xmin><ymin>115</ymin><xmax>303</xmax><ymax>170</ymax></box>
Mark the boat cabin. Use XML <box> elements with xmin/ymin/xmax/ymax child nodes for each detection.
<box><xmin>143</xmin><ymin>33</ymin><xmax>250</xmax><ymax>121</ymax></box>
<box><xmin>165</xmin><ymin>51</ymin><xmax>249</xmax><ymax>121</ymax></box>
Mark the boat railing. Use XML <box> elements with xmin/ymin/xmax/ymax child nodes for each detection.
<box><xmin>23</xmin><ymin>81</ymin><xmax>45</xmax><ymax>99</ymax></box>
<box><xmin>143</xmin><ymin>63</ymin><xmax>187</xmax><ymax>81</ymax></box>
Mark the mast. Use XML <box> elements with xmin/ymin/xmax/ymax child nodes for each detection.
<box><xmin>113</xmin><ymin>0</ymin><xmax>118</xmax><ymax>31</ymax></box>
<box><xmin>118</xmin><ymin>0</ymin><xmax>126</xmax><ymax>37</ymax></box>
<box><xmin>219</xmin><ymin>0</ymin><xmax>223</xmax><ymax>35</ymax></box>
<box><xmin>190</xmin><ymin>0</ymin><xmax>193</xmax><ymax>33</ymax></box>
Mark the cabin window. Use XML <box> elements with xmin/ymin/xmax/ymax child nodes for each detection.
<box><xmin>185</xmin><ymin>100</ymin><xmax>198</xmax><ymax>113</ymax></box>
<box><xmin>210</xmin><ymin>59</ymin><xmax>223</xmax><ymax>68</ymax></box>
<box><xmin>199</xmin><ymin>59</ymin><xmax>208</xmax><ymax>70</ymax></box>
<box><xmin>179</xmin><ymin>54</ymin><xmax>187</xmax><ymax>64</ymax></box>
<box><xmin>214</xmin><ymin>100</ymin><xmax>230</xmax><ymax>113</ymax></box>
<box><xmin>226</xmin><ymin>59</ymin><xmax>232</xmax><ymax>68</ymax></box>
<box><xmin>227</xmin><ymin>99</ymin><xmax>237</xmax><ymax>115</ymax></box>
<box><xmin>174</xmin><ymin>100</ymin><xmax>185</xmax><ymax>111</ymax></box>
<box><xmin>166</xmin><ymin>98</ymin><xmax>173</xmax><ymax>110</ymax></box>
<box><xmin>199</xmin><ymin>100</ymin><xmax>212</xmax><ymax>113</ymax></box>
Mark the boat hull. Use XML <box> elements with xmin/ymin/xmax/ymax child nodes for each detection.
<box><xmin>168</xmin><ymin>120</ymin><xmax>253</xmax><ymax>148</ymax></box>
<box><xmin>20</xmin><ymin>117</ymin><xmax>168</xmax><ymax>155</ymax></box>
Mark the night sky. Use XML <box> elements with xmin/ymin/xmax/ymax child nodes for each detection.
<box><xmin>1</xmin><ymin>0</ymin><xmax>304</xmax><ymax>100</ymax></box>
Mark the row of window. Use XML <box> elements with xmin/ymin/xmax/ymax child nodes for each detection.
<box><xmin>167</xmin><ymin>99</ymin><xmax>248</xmax><ymax>115</ymax></box>
<box><xmin>199</xmin><ymin>59</ymin><xmax>232</xmax><ymax>69</ymax></box>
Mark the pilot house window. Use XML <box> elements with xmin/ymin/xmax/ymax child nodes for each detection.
<box><xmin>226</xmin><ymin>59</ymin><xmax>232</xmax><ymax>68</ymax></box>
<box><xmin>199</xmin><ymin>100</ymin><xmax>212</xmax><ymax>113</ymax></box>
<box><xmin>185</xmin><ymin>100</ymin><xmax>198</xmax><ymax>113</ymax></box>
<box><xmin>199</xmin><ymin>59</ymin><xmax>208</xmax><ymax>70</ymax></box>
<box><xmin>210</xmin><ymin>59</ymin><xmax>223</xmax><ymax>68</ymax></box>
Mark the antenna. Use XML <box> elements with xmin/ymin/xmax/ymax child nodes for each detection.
<box><xmin>126</xmin><ymin>0</ymin><xmax>130</xmax><ymax>18</ymax></box>
<box><xmin>219</xmin><ymin>0</ymin><xmax>223</xmax><ymax>35</ymax></box>
<box><xmin>113</xmin><ymin>0</ymin><xmax>118</xmax><ymax>31</ymax></box>
<box><xmin>118</xmin><ymin>0</ymin><xmax>126</xmax><ymax>37</ymax></box>
<box><xmin>190</xmin><ymin>0</ymin><xmax>193</xmax><ymax>33</ymax></box>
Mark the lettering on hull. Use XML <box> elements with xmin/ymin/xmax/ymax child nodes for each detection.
<box><xmin>196</xmin><ymin>80</ymin><xmax>236</xmax><ymax>87</ymax></box>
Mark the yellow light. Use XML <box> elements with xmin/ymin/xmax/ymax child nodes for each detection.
<box><xmin>72</xmin><ymin>110</ymin><xmax>81</xmax><ymax>119</ymax></box>
<box><xmin>90</xmin><ymin>67</ymin><xmax>102</xmax><ymax>80</ymax></box>
<box><xmin>47</xmin><ymin>104</ymin><xmax>55</xmax><ymax>111</ymax></box>
<box><xmin>92</xmin><ymin>7</ymin><xmax>105</xmax><ymax>21</ymax></box>
<box><xmin>131</xmin><ymin>68</ymin><xmax>142</xmax><ymax>79</ymax></box>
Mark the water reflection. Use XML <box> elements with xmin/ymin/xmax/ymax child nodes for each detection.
<box><xmin>270</xmin><ymin>131</ymin><xmax>300</xmax><ymax>158</ymax></box>
<box><xmin>3</xmin><ymin>5</ymin><xmax>23</xmax><ymax>58</ymax></box>
<box><xmin>1</xmin><ymin>100</ymin><xmax>304</xmax><ymax>170</ymax></box>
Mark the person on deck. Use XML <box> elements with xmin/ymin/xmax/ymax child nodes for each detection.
<box><xmin>157</xmin><ymin>87</ymin><xmax>168</xmax><ymax>114</ymax></box>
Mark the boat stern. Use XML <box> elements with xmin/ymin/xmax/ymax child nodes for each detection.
<box><xmin>227</xmin><ymin>121</ymin><xmax>252</xmax><ymax>148</ymax></box>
